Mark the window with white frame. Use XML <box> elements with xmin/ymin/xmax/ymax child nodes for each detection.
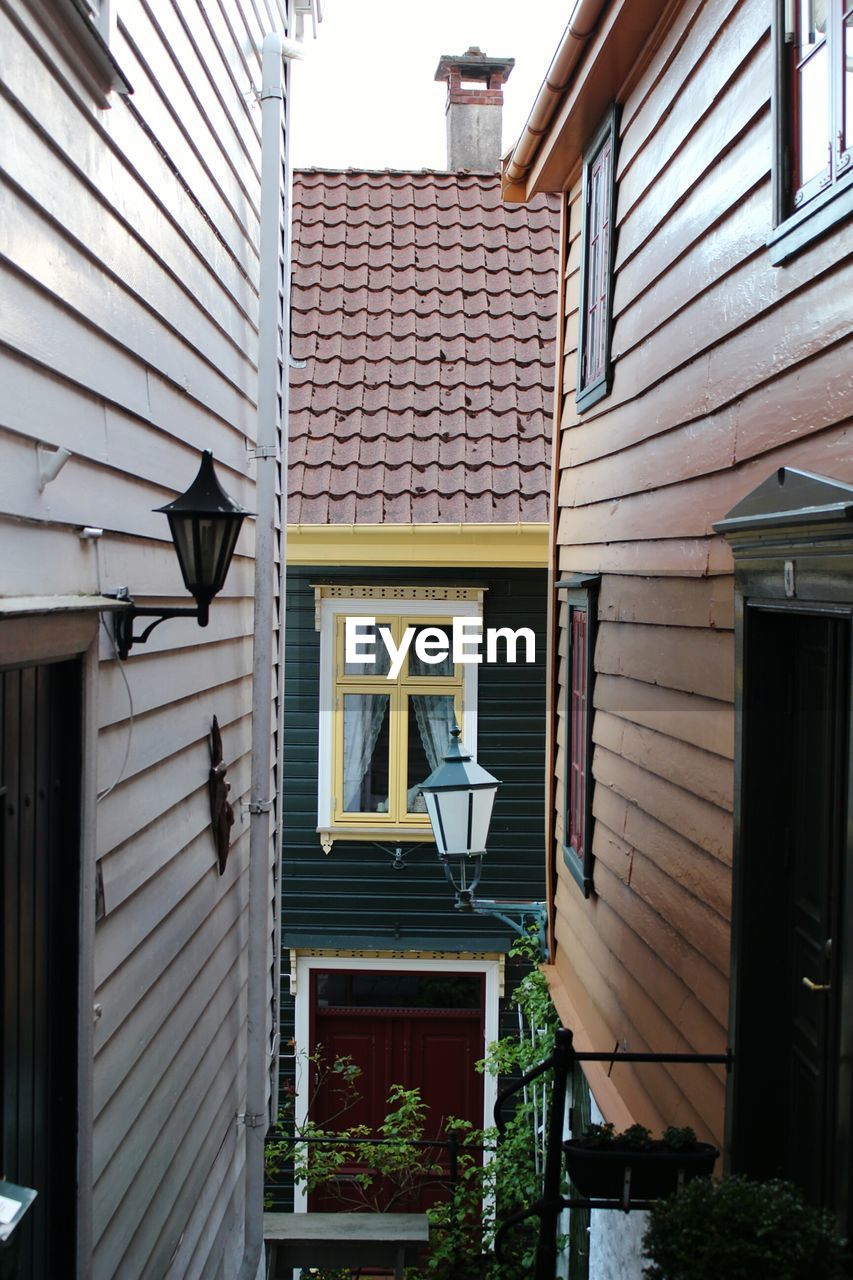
<box><xmin>315</xmin><ymin>587</ymin><xmax>482</xmax><ymax>849</ymax></box>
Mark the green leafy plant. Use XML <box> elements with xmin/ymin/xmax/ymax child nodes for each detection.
<box><xmin>661</xmin><ymin>1126</ymin><xmax>698</xmax><ymax>1152</ymax></box>
<box><xmin>619</xmin><ymin>1124</ymin><xmax>654</xmax><ymax>1151</ymax></box>
<box><xmin>642</xmin><ymin>1175</ymin><xmax>848</xmax><ymax>1280</ymax></box>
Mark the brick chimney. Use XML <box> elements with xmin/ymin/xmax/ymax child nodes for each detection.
<box><xmin>434</xmin><ymin>47</ymin><xmax>515</xmax><ymax>172</ymax></box>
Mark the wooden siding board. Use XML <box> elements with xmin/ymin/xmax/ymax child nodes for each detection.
<box><xmin>93</xmin><ymin>885</ymin><xmax>247</xmax><ymax>1113</ymax></box>
<box><xmin>559</xmin><ymin>420</ymin><xmax>853</xmax><ymax>545</ymax></box>
<box><xmin>169</xmin><ymin>1120</ymin><xmax>243</xmax><ymax>1280</ymax></box>
<box><xmin>94</xmin><ymin>938</ymin><xmax>248</xmax><ymax>1186</ymax></box>
<box><xmin>595</xmin><ymin>742</ymin><xmax>731</xmax><ymax>865</ymax></box>
<box><xmin>593</xmin><ymin>779</ymin><xmax>731</xmax><ymax>921</ymax></box>
<box><xmin>615</xmin><ymin>39</ymin><xmax>771</xmax><ymax>270</ymax></box>
<box><xmin>557</xmin><ymin>535</ymin><xmax>733</xmax><ymax>578</ymax></box>
<box><xmin>594</xmin><ymin>673</ymin><xmax>734</xmax><ymax>759</ymax></box>
<box><xmin>594</xmin><ymin>709</ymin><xmax>733</xmax><ymax>811</ymax></box>
<box><xmin>595</xmin><ymin>620</ymin><xmax>733</xmax><ymax>702</ymax></box>
<box><xmin>0</xmin><ymin>75</ymin><xmax>257</xmax><ymax>361</ymax></box>
<box><xmin>561</xmin><ymin>344</ymin><xmax>853</xmax><ymax>504</ymax></box>
<box><xmin>94</xmin><ymin>818</ymin><xmax>250</xmax><ymax>998</ymax></box>
<box><xmin>616</xmin><ymin>0</ymin><xmax>769</xmax><ymax>232</ymax></box>
<box><xmin>118</xmin><ymin>2</ymin><xmax>261</xmax><ymax>236</ymax></box>
<box><xmin>554</xmin><ymin>880</ymin><xmax>725</xmax><ymax>1141</ymax></box>
<box><xmin>0</xmin><ymin>7</ymin><xmax>258</xmax><ymax>309</ymax></box>
<box><xmin>94</xmin><ymin>1032</ymin><xmax>247</xmax><ymax>1277</ymax></box>
<box><xmin>562</xmin><ymin>236</ymin><xmax>853</xmax><ymax>475</ymax></box>
<box><xmin>613</xmin><ymin>126</ymin><xmax>769</xmax><ymax>326</ymax></box>
<box><xmin>597</xmin><ymin>573</ymin><xmax>734</xmax><ymax>630</ymax></box>
<box><xmin>0</xmin><ymin>193</ymin><xmax>256</xmax><ymax>426</ymax></box>
<box><xmin>589</xmin><ymin>819</ymin><xmax>730</xmax><ymax>1024</ymax></box>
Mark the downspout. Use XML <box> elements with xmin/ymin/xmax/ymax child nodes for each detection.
<box><xmin>237</xmin><ymin>31</ymin><xmax>292</xmax><ymax>1280</ymax></box>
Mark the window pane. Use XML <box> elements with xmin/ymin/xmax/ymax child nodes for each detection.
<box><xmin>406</xmin><ymin>694</ymin><xmax>457</xmax><ymax>813</ymax></box>
<box><xmin>568</xmin><ymin>610</ymin><xmax>587</xmax><ymax>855</ymax></box>
<box><xmin>342</xmin><ymin>693</ymin><xmax>390</xmax><ymax>812</ymax></box>
<box><xmin>344</xmin><ymin>620</ymin><xmax>391</xmax><ymax>676</ymax></box>
<box><xmin>316</xmin><ymin>971</ymin><xmax>482</xmax><ymax>1009</ymax></box>
<box><xmin>408</xmin><ymin>625</ymin><xmax>454</xmax><ymax>677</ymax></box>
<box><xmin>582</xmin><ymin>134</ymin><xmax>612</xmax><ymax>388</ymax></box>
<box><xmin>797</xmin><ymin>42</ymin><xmax>830</xmax><ymax>187</ymax></box>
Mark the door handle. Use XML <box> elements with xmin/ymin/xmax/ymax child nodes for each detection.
<box><xmin>802</xmin><ymin>977</ymin><xmax>831</xmax><ymax>993</ymax></box>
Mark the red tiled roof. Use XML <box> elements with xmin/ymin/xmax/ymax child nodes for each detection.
<box><xmin>288</xmin><ymin>169</ymin><xmax>560</xmax><ymax>525</ymax></box>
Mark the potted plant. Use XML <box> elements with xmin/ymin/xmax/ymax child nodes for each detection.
<box><xmin>563</xmin><ymin>1123</ymin><xmax>718</xmax><ymax>1202</ymax></box>
<box><xmin>641</xmin><ymin>1175</ymin><xmax>848</xmax><ymax>1280</ymax></box>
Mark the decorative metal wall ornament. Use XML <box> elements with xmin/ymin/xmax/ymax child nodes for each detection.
<box><xmin>208</xmin><ymin>716</ymin><xmax>234</xmax><ymax>874</ymax></box>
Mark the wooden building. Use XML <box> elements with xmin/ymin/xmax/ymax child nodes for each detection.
<box><xmin>0</xmin><ymin>2</ymin><xmax>294</xmax><ymax>1276</ymax></box>
<box><xmin>501</xmin><ymin>0</ymin><xmax>853</xmax><ymax>1259</ymax></box>
<box><xmin>278</xmin><ymin>134</ymin><xmax>561</xmax><ymax>1201</ymax></box>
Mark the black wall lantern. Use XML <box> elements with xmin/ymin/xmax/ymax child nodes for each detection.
<box><xmin>420</xmin><ymin>729</ymin><xmax>547</xmax><ymax>955</ymax></box>
<box><xmin>114</xmin><ymin>450</ymin><xmax>252</xmax><ymax>659</ymax></box>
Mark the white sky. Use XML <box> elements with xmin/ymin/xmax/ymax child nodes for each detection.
<box><xmin>289</xmin><ymin>1</ymin><xmax>569</xmax><ymax>170</ymax></box>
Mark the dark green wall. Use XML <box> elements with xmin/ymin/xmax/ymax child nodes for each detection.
<box><xmin>281</xmin><ymin>566</ymin><xmax>547</xmax><ymax>951</ymax></box>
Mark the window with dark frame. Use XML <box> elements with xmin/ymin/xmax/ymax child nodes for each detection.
<box><xmin>558</xmin><ymin>575</ymin><xmax>599</xmax><ymax>898</ymax></box>
<box><xmin>770</xmin><ymin>0</ymin><xmax>853</xmax><ymax>262</ymax></box>
<box><xmin>576</xmin><ymin>109</ymin><xmax>619</xmax><ymax>413</ymax></box>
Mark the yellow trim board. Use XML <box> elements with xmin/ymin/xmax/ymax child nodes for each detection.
<box><xmin>287</xmin><ymin>522</ymin><xmax>549</xmax><ymax>568</ymax></box>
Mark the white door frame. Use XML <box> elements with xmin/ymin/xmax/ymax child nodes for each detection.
<box><xmin>291</xmin><ymin>953</ymin><xmax>501</xmax><ymax>1211</ymax></box>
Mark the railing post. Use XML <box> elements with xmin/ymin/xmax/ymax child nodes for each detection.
<box><xmin>534</xmin><ymin>1026</ymin><xmax>574</xmax><ymax>1280</ymax></box>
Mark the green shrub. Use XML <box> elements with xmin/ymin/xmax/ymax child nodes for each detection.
<box><xmin>642</xmin><ymin>1175</ymin><xmax>847</xmax><ymax>1280</ymax></box>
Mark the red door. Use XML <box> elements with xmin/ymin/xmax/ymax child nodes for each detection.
<box><xmin>308</xmin><ymin>969</ymin><xmax>485</xmax><ymax>1212</ymax></box>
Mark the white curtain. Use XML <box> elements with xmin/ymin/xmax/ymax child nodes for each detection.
<box><xmin>343</xmin><ymin>695</ymin><xmax>389</xmax><ymax>811</ymax></box>
<box><xmin>409</xmin><ymin>694</ymin><xmax>457</xmax><ymax>811</ymax></box>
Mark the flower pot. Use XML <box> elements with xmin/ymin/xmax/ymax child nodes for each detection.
<box><xmin>562</xmin><ymin>1140</ymin><xmax>719</xmax><ymax>1202</ymax></box>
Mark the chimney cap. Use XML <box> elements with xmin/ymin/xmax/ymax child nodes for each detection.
<box><xmin>434</xmin><ymin>48</ymin><xmax>515</xmax><ymax>84</ymax></box>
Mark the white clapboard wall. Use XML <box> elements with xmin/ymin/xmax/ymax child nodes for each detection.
<box><xmin>0</xmin><ymin>0</ymin><xmax>287</xmax><ymax>1275</ymax></box>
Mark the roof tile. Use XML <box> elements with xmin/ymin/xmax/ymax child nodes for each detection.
<box><xmin>287</xmin><ymin>170</ymin><xmax>559</xmax><ymax>526</ymax></box>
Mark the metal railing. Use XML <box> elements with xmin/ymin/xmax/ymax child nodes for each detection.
<box><xmin>493</xmin><ymin>1026</ymin><xmax>733</xmax><ymax>1280</ymax></box>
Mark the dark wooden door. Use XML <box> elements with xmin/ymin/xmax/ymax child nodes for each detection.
<box><xmin>733</xmin><ymin>609</ymin><xmax>850</xmax><ymax>1219</ymax></box>
<box><xmin>1</xmin><ymin>659</ymin><xmax>81</xmax><ymax>1279</ymax></box>
<box><xmin>309</xmin><ymin>969</ymin><xmax>484</xmax><ymax>1212</ymax></box>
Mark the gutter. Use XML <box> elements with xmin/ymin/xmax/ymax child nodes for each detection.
<box><xmin>237</xmin><ymin>30</ymin><xmax>294</xmax><ymax>1280</ymax></box>
<box><xmin>502</xmin><ymin>0</ymin><xmax>607</xmax><ymax>196</ymax></box>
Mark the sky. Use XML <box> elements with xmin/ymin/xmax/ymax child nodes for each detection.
<box><xmin>289</xmin><ymin>1</ymin><xmax>570</xmax><ymax>171</ymax></box>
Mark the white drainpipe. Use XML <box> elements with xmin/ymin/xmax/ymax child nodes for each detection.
<box><xmin>237</xmin><ymin>30</ymin><xmax>293</xmax><ymax>1280</ymax></box>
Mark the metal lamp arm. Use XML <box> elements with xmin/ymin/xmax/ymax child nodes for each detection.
<box><xmin>114</xmin><ymin>602</ymin><xmax>201</xmax><ymax>660</ymax></box>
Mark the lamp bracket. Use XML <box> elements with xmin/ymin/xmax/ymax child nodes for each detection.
<box><xmin>110</xmin><ymin>592</ymin><xmax>201</xmax><ymax>660</ymax></box>
<box><xmin>459</xmin><ymin>896</ymin><xmax>548</xmax><ymax>958</ymax></box>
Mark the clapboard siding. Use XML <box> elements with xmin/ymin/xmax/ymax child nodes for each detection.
<box><xmin>0</xmin><ymin>0</ymin><xmax>286</xmax><ymax>1275</ymax></box>
<box><xmin>543</xmin><ymin>0</ymin><xmax>852</xmax><ymax>1146</ymax></box>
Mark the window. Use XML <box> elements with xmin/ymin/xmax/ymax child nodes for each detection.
<box><xmin>315</xmin><ymin>587</ymin><xmax>481</xmax><ymax>849</ymax></box>
<box><xmin>558</xmin><ymin>575</ymin><xmax>599</xmax><ymax>897</ymax></box>
<box><xmin>576</xmin><ymin>109</ymin><xmax>619</xmax><ymax>413</ymax></box>
<box><xmin>770</xmin><ymin>0</ymin><xmax>853</xmax><ymax>262</ymax></box>
<box><xmin>24</xmin><ymin>0</ymin><xmax>130</xmax><ymax>103</ymax></box>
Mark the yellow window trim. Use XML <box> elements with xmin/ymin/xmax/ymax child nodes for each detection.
<box><xmin>289</xmin><ymin>522</ymin><xmax>549</xmax><ymax>568</ymax></box>
<box><xmin>332</xmin><ymin>614</ymin><xmax>463</xmax><ymax>828</ymax></box>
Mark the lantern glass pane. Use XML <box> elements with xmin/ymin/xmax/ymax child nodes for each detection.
<box><xmin>468</xmin><ymin>785</ymin><xmax>497</xmax><ymax>854</ymax></box>
<box><xmin>431</xmin><ymin>788</ymin><xmax>478</xmax><ymax>857</ymax></box>
<box><xmin>169</xmin><ymin>514</ymin><xmax>240</xmax><ymax>597</ymax></box>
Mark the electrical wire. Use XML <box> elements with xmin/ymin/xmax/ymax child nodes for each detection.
<box><xmin>94</xmin><ymin>538</ymin><xmax>135</xmax><ymax>803</ymax></box>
